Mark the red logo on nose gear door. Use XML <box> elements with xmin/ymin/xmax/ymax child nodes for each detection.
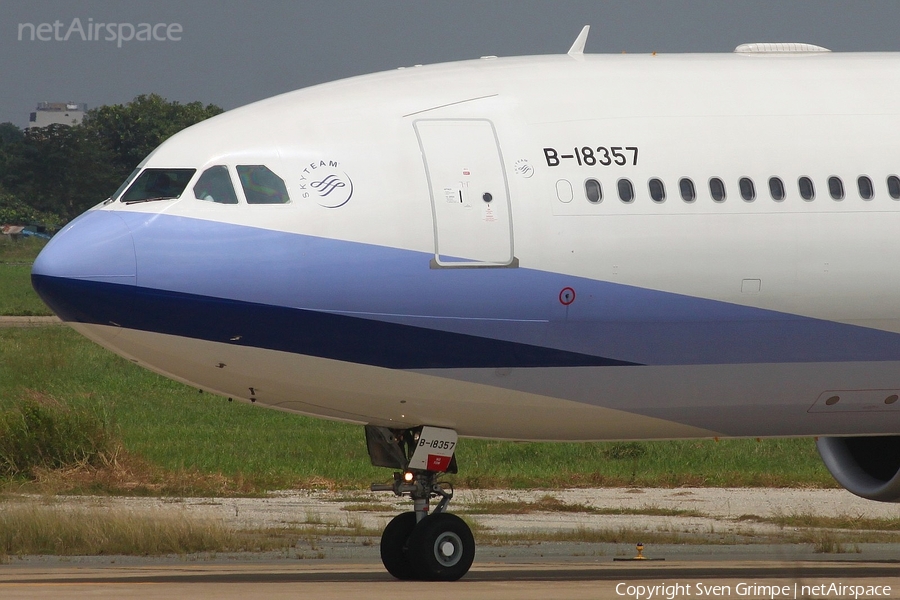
<box><xmin>427</xmin><ymin>454</ymin><xmax>452</xmax><ymax>471</ymax></box>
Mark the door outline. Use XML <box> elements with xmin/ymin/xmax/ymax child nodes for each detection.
<box><xmin>414</xmin><ymin>118</ymin><xmax>518</xmax><ymax>268</ymax></box>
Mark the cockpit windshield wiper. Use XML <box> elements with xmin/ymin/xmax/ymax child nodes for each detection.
<box><xmin>123</xmin><ymin>195</ymin><xmax>179</xmax><ymax>205</ymax></box>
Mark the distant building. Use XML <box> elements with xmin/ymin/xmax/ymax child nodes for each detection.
<box><xmin>27</xmin><ymin>102</ymin><xmax>87</xmax><ymax>129</ymax></box>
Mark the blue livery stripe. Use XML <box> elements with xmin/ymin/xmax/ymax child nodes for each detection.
<box><xmin>31</xmin><ymin>274</ymin><xmax>637</xmax><ymax>369</ymax></box>
<box><xmin>32</xmin><ymin>212</ymin><xmax>900</xmax><ymax>367</ymax></box>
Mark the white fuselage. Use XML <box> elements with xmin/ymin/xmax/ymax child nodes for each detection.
<box><xmin>32</xmin><ymin>49</ymin><xmax>900</xmax><ymax>441</ymax></box>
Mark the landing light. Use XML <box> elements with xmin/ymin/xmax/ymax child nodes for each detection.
<box><xmin>403</xmin><ymin>471</ymin><xmax>415</xmax><ymax>482</ymax></box>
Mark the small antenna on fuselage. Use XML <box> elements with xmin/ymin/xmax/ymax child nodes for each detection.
<box><xmin>568</xmin><ymin>25</ymin><xmax>590</xmax><ymax>56</ymax></box>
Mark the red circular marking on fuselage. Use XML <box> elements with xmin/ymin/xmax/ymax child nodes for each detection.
<box><xmin>559</xmin><ymin>287</ymin><xmax>576</xmax><ymax>306</ymax></box>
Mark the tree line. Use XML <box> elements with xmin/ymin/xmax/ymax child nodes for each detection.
<box><xmin>0</xmin><ymin>94</ymin><xmax>223</xmax><ymax>229</ymax></box>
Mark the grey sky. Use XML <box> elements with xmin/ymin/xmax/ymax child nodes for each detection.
<box><xmin>3</xmin><ymin>1</ymin><xmax>900</xmax><ymax>127</ymax></box>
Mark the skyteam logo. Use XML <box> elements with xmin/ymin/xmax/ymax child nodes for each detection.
<box><xmin>312</xmin><ymin>174</ymin><xmax>346</xmax><ymax>197</ymax></box>
<box><xmin>299</xmin><ymin>159</ymin><xmax>353</xmax><ymax>208</ymax></box>
<box><xmin>514</xmin><ymin>158</ymin><xmax>534</xmax><ymax>178</ymax></box>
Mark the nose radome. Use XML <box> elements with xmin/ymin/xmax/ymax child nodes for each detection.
<box><xmin>32</xmin><ymin>210</ymin><xmax>136</xmax><ymax>282</ymax></box>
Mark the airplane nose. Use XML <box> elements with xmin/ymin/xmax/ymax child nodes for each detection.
<box><xmin>31</xmin><ymin>210</ymin><xmax>136</xmax><ymax>321</ymax></box>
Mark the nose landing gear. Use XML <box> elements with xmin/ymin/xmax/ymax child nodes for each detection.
<box><xmin>366</xmin><ymin>425</ymin><xmax>475</xmax><ymax>581</ymax></box>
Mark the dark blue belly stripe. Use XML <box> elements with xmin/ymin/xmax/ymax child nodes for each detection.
<box><xmin>32</xmin><ymin>274</ymin><xmax>638</xmax><ymax>370</ymax></box>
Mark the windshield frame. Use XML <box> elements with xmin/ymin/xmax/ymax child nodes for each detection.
<box><xmin>119</xmin><ymin>168</ymin><xmax>197</xmax><ymax>204</ymax></box>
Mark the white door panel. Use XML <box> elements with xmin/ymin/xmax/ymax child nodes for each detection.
<box><xmin>415</xmin><ymin>119</ymin><xmax>515</xmax><ymax>267</ymax></box>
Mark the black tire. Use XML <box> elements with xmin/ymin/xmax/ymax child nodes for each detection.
<box><xmin>380</xmin><ymin>512</ymin><xmax>418</xmax><ymax>580</ymax></box>
<box><xmin>406</xmin><ymin>512</ymin><xmax>475</xmax><ymax>581</ymax></box>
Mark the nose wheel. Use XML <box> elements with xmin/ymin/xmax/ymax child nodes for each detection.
<box><xmin>406</xmin><ymin>512</ymin><xmax>475</xmax><ymax>580</ymax></box>
<box><xmin>381</xmin><ymin>511</ymin><xmax>475</xmax><ymax>581</ymax></box>
<box><xmin>380</xmin><ymin>512</ymin><xmax>418</xmax><ymax>580</ymax></box>
<box><xmin>367</xmin><ymin>425</ymin><xmax>475</xmax><ymax>581</ymax></box>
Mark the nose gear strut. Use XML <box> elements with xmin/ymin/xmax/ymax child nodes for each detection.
<box><xmin>366</xmin><ymin>425</ymin><xmax>475</xmax><ymax>581</ymax></box>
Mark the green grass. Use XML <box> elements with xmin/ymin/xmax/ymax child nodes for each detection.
<box><xmin>0</xmin><ymin>398</ymin><xmax>116</xmax><ymax>477</ymax></box>
<box><xmin>455</xmin><ymin>437</ymin><xmax>832</xmax><ymax>489</ymax></box>
<box><xmin>0</xmin><ymin>326</ymin><xmax>836</xmax><ymax>494</ymax></box>
<box><xmin>0</xmin><ymin>504</ymin><xmax>288</xmax><ymax>558</ymax></box>
<box><xmin>0</xmin><ymin>327</ymin><xmax>384</xmax><ymax>493</ymax></box>
<box><xmin>0</xmin><ymin>236</ymin><xmax>46</xmax><ymax>263</ymax></box>
<box><xmin>0</xmin><ymin>236</ymin><xmax>52</xmax><ymax>316</ymax></box>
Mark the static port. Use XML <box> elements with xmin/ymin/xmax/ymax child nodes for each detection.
<box><xmin>825</xmin><ymin>395</ymin><xmax>840</xmax><ymax>406</ymax></box>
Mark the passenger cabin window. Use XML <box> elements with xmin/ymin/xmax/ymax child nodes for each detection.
<box><xmin>889</xmin><ymin>175</ymin><xmax>900</xmax><ymax>200</ymax></box>
<box><xmin>584</xmin><ymin>178</ymin><xmax>602</xmax><ymax>203</ymax></box>
<box><xmin>768</xmin><ymin>177</ymin><xmax>785</xmax><ymax>201</ymax></box>
<box><xmin>648</xmin><ymin>178</ymin><xmax>666</xmax><ymax>203</ymax></box>
<box><xmin>828</xmin><ymin>176</ymin><xmax>844</xmax><ymax>201</ymax></box>
<box><xmin>679</xmin><ymin>178</ymin><xmax>696</xmax><ymax>202</ymax></box>
<box><xmin>617</xmin><ymin>178</ymin><xmax>635</xmax><ymax>203</ymax></box>
<box><xmin>709</xmin><ymin>177</ymin><xmax>726</xmax><ymax>202</ymax></box>
<box><xmin>739</xmin><ymin>177</ymin><xmax>756</xmax><ymax>202</ymax></box>
<box><xmin>556</xmin><ymin>179</ymin><xmax>574</xmax><ymax>203</ymax></box>
<box><xmin>194</xmin><ymin>166</ymin><xmax>238</xmax><ymax>204</ymax></box>
<box><xmin>858</xmin><ymin>176</ymin><xmax>874</xmax><ymax>200</ymax></box>
<box><xmin>798</xmin><ymin>176</ymin><xmax>815</xmax><ymax>201</ymax></box>
<box><xmin>237</xmin><ymin>165</ymin><xmax>290</xmax><ymax>204</ymax></box>
<box><xmin>120</xmin><ymin>168</ymin><xmax>196</xmax><ymax>203</ymax></box>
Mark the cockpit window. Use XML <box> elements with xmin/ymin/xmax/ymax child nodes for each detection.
<box><xmin>236</xmin><ymin>165</ymin><xmax>290</xmax><ymax>204</ymax></box>
<box><xmin>120</xmin><ymin>168</ymin><xmax>196</xmax><ymax>203</ymax></box>
<box><xmin>110</xmin><ymin>168</ymin><xmax>140</xmax><ymax>201</ymax></box>
<box><xmin>194</xmin><ymin>166</ymin><xmax>238</xmax><ymax>204</ymax></box>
